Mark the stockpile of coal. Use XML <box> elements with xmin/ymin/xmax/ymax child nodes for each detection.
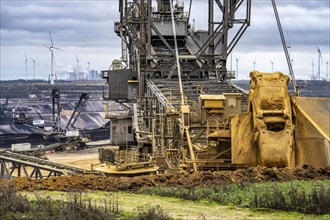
<box><xmin>4</xmin><ymin>165</ymin><xmax>330</xmax><ymax>192</ymax></box>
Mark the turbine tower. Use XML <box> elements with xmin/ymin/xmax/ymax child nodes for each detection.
<box><xmin>286</xmin><ymin>33</ymin><xmax>294</xmax><ymax>64</ymax></box>
<box><xmin>316</xmin><ymin>46</ymin><xmax>323</xmax><ymax>80</ymax></box>
<box><xmin>75</xmin><ymin>55</ymin><xmax>82</xmax><ymax>80</ymax></box>
<box><xmin>30</xmin><ymin>57</ymin><xmax>38</xmax><ymax>80</ymax></box>
<box><xmin>86</xmin><ymin>59</ymin><xmax>91</xmax><ymax>72</ymax></box>
<box><xmin>253</xmin><ymin>57</ymin><xmax>256</xmax><ymax>70</ymax></box>
<box><xmin>270</xmin><ymin>60</ymin><xmax>274</xmax><ymax>73</ymax></box>
<box><xmin>235</xmin><ymin>56</ymin><xmax>240</xmax><ymax>79</ymax></box>
<box><xmin>326</xmin><ymin>61</ymin><xmax>329</xmax><ymax>81</ymax></box>
<box><xmin>312</xmin><ymin>59</ymin><xmax>315</xmax><ymax>80</ymax></box>
<box><xmin>44</xmin><ymin>31</ymin><xmax>61</xmax><ymax>85</ymax></box>
<box><xmin>24</xmin><ymin>52</ymin><xmax>29</xmax><ymax>81</ymax></box>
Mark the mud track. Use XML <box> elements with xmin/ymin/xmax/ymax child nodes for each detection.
<box><xmin>2</xmin><ymin>165</ymin><xmax>329</xmax><ymax>192</ymax></box>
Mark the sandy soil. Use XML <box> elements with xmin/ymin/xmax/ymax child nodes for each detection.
<box><xmin>46</xmin><ymin>148</ymin><xmax>100</xmax><ymax>170</ymax></box>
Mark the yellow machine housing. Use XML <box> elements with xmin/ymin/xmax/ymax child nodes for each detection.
<box><xmin>232</xmin><ymin>71</ymin><xmax>329</xmax><ymax>167</ymax></box>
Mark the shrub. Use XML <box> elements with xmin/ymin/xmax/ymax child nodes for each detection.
<box><xmin>136</xmin><ymin>204</ymin><xmax>172</xmax><ymax>220</ymax></box>
<box><xmin>0</xmin><ymin>182</ymin><xmax>31</xmax><ymax>217</ymax></box>
<box><xmin>139</xmin><ymin>181</ymin><xmax>330</xmax><ymax>214</ymax></box>
<box><xmin>0</xmin><ymin>184</ymin><xmax>120</xmax><ymax>219</ymax></box>
<box><xmin>251</xmin><ymin>183</ymin><xmax>330</xmax><ymax>214</ymax></box>
<box><xmin>59</xmin><ymin>191</ymin><xmax>115</xmax><ymax>220</ymax></box>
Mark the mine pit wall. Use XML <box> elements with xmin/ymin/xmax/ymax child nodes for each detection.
<box><xmin>293</xmin><ymin>97</ymin><xmax>330</xmax><ymax>167</ymax></box>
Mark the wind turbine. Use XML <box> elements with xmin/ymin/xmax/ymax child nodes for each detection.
<box><xmin>285</xmin><ymin>32</ymin><xmax>296</xmax><ymax>65</ymax></box>
<box><xmin>235</xmin><ymin>56</ymin><xmax>240</xmax><ymax>79</ymax></box>
<box><xmin>86</xmin><ymin>59</ymin><xmax>91</xmax><ymax>72</ymax></box>
<box><xmin>253</xmin><ymin>57</ymin><xmax>256</xmax><ymax>70</ymax></box>
<box><xmin>270</xmin><ymin>60</ymin><xmax>274</xmax><ymax>73</ymax></box>
<box><xmin>312</xmin><ymin>59</ymin><xmax>315</xmax><ymax>80</ymax></box>
<box><xmin>326</xmin><ymin>61</ymin><xmax>329</xmax><ymax>81</ymax></box>
<box><xmin>30</xmin><ymin>57</ymin><xmax>38</xmax><ymax>80</ymax></box>
<box><xmin>230</xmin><ymin>53</ymin><xmax>233</xmax><ymax>72</ymax></box>
<box><xmin>316</xmin><ymin>46</ymin><xmax>323</xmax><ymax>80</ymax></box>
<box><xmin>24</xmin><ymin>52</ymin><xmax>29</xmax><ymax>81</ymax></box>
<box><xmin>44</xmin><ymin>31</ymin><xmax>61</xmax><ymax>85</ymax></box>
<box><xmin>75</xmin><ymin>55</ymin><xmax>83</xmax><ymax>80</ymax></box>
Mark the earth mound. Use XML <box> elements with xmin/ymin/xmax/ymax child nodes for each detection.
<box><xmin>3</xmin><ymin>165</ymin><xmax>329</xmax><ymax>192</ymax></box>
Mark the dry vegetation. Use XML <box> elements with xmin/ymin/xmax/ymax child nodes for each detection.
<box><xmin>1</xmin><ymin>165</ymin><xmax>330</xmax><ymax>219</ymax></box>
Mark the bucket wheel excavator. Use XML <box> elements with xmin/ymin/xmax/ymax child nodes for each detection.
<box><xmin>99</xmin><ymin>0</ymin><xmax>329</xmax><ymax>174</ymax></box>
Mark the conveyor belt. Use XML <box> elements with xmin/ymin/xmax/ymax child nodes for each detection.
<box><xmin>0</xmin><ymin>150</ymin><xmax>92</xmax><ymax>178</ymax></box>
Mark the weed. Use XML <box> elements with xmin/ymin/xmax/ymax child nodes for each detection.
<box><xmin>135</xmin><ymin>204</ymin><xmax>172</xmax><ymax>220</ymax></box>
<box><xmin>139</xmin><ymin>180</ymin><xmax>330</xmax><ymax>214</ymax></box>
<box><xmin>0</xmin><ymin>184</ymin><xmax>120</xmax><ymax>219</ymax></box>
<box><xmin>0</xmin><ymin>182</ymin><xmax>31</xmax><ymax>216</ymax></box>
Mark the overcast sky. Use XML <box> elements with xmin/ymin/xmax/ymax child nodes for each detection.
<box><xmin>1</xmin><ymin>0</ymin><xmax>329</xmax><ymax>81</ymax></box>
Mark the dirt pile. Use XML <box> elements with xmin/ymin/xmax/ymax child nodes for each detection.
<box><xmin>6</xmin><ymin>165</ymin><xmax>330</xmax><ymax>192</ymax></box>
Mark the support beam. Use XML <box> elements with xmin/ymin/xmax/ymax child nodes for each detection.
<box><xmin>185</xmin><ymin>127</ymin><xmax>197</xmax><ymax>172</ymax></box>
<box><xmin>192</xmin><ymin>128</ymin><xmax>206</xmax><ymax>144</ymax></box>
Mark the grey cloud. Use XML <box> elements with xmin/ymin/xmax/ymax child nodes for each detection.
<box><xmin>2</xmin><ymin>1</ymin><xmax>114</xmax><ymax>22</ymax></box>
<box><xmin>274</xmin><ymin>0</ymin><xmax>329</xmax><ymax>9</ymax></box>
<box><xmin>1</xmin><ymin>1</ymin><xmax>116</xmax><ymax>35</ymax></box>
<box><xmin>1</xmin><ymin>0</ymin><xmax>117</xmax><ymax>48</ymax></box>
<box><xmin>1</xmin><ymin>0</ymin><xmax>329</xmax><ymax>80</ymax></box>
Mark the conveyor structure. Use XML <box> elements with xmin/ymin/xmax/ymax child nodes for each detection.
<box><xmin>0</xmin><ymin>150</ymin><xmax>91</xmax><ymax>179</ymax></box>
<box><xmin>101</xmin><ymin>0</ymin><xmax>253</xmax><ymax>172</ymax></box>
<box><xmin>99</xmin><ymin>0</ymin><xmax>329</xmax><ymax>172</ymax></box>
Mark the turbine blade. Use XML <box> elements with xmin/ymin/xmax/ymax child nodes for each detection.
<box><xmin>43</xmin><ymin>44</ymin><xmax>51</xmax><ymax>50</ymax></box>
<box><xmin>53</xmin><ymin>47</ymin><xmax>63</xmax><ymax>51</ymax></box>
<box><xmin>48</xmin><ymin>31</ymin><xmax>54</xmax><ymax>47</ymax></box>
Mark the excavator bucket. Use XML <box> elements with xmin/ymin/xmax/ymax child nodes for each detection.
<box><xmin>293</xmin><ymin>97</ymin><xmax>330</xmax><ymax>166</ymax></box>
<box><xmin>231</xmin><ymin>71</ymin><xmax>330</xmax><ymax>168</ymax></box>
<box><xmin>232</xmin><ymin>71</ymin><xmax>294</xmax><ymax>167</ymax></box>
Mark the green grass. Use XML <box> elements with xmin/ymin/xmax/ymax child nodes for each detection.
<box><xmin>3</xmin><ymin>180</ymin><xmax>330</xmax><ymax>219</ymax></box>
<box><xmin>22</xmin><ymin>189</ymin><xmax>330</xmax><ymax>220</ymax></box>
<box><xmin>138</xmin><ymin>180</ymin><xmax>330</xmax><ymax>214</ymax></box>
